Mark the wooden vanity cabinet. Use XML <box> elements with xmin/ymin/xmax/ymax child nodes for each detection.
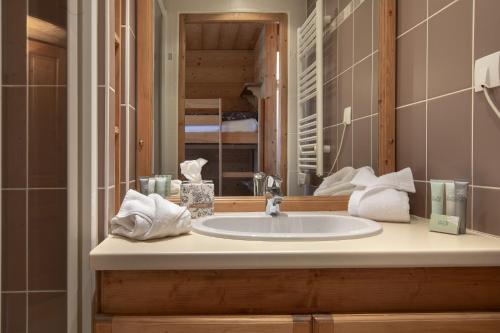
<box><xmin>94</xmin><ymin>268</ymin><xmax>500</xmax><ymax>333</ymax></box>
<box><xmin>96</xmin><ymin>315</ymin><xmax>311</xmax><ymax>333</ymax></box>
<box><xmin>313</xmin><ymin>313</ymin><xmax>500</xmax><ymax>333</ymax></box>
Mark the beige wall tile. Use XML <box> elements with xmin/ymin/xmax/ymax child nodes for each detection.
<box><xmin>353</xmin><ymin>117</ymin><xmax>371</xmax><ymax>168</ymax></box>
<box><xmin>324</xmin><ymin>79</ymin><xmax>338</xmax><ymax>127</ymax></box>
<box><xmin>353</xmin><ymin>56</ymin><xmax>372</xmax><ymax>119</ymax></box>
<box><xmin>2</xmin><ymin>294</ymin><xmax>26</xmax><ymax>333</ymax></box>
<box><xmin>2</xmin><ymin>87</ymin><xmax>27</xmax><ymax>188</ymax></box>
<box><xmin>474</xmin><ymin>188</ymin><xmax>500</xmax><ymax>236</ymax></box>
<box><xmin>397</xmin><ymin>0</ymin><xmax>426</xmax><ymax>35</ymax></box>
<box><xmin>1</xmin><ymin>0</ymin><xmax>27</xmax><ymax>85</ymax></box>
<box><xmin>28</xmin><ymin>292</ymin><xmax>67</xmax><ymax>333</ymax></box>
<box><xmin>338</xmin><ymin>16</ymin><xmax>353</xmax><ymax>73</ymax></box>
<box><xmin>396</xmin><ymin>102</ymin><xmax>426</xmax><ymax>180</ymax></box>
<box><xmin>474</xmin><ymin>0</ymin><xmax>500</xmax><ymax>59</ymax></box>
<box><xmin>323</xmin><ymin>125</ymin><xmax>338</xmax><ymax>174</ymax></box>
<box><xmin>28</xmin><ymin>87</ymin><xmax>67</xmax><ymax>188</ymax></box>
<box><xmin>371</xmin><ymin>114</ymin><xmax>379</xmax><ymax>174</ymax></box>
<box><xmin>428</xmin><ymin>0</ymin><xmax>473</xmax><ymax>98</ymax></box>
<box><xmin>354</xmin><ymin>0</ymin><xmax>372</xmax><ymax>62</ymax></box>
<box><xmin>338</xmin><ymin>68</ymin><xmax>352</xmax><ymax>118</ymax></box>
<box><xmin>2</xmin><ymin>190</ymin><xmax>26</xmax><ymax>291</ymax></box>
<box><xmin>427</xmin><ymin>90</ymin><xmax>472</xmax><ymax>181</ymax></box>
<box><xmin>409</xmin><ymin>181</ymin><xmax>427</xmax><ymax>217</ymax></box>
<box><xmin>98</xmin><ymin>87</ymin><xmax>106</xmax><ymax>188</ymax></box>
<box><xmin>396</xmin><ymin>23</ymin><xmax>426</xmax><ymax>106</ymax></box>
<box><xmin>28</xmin><ymin>190</ymin><xmax>67</xmax><ymax>290</ymax></box>
<box><xmin>473</xmin><ymin>88</ymin><xmax>500</xmax><ymax>187</ymax></box>
<box><xmin>429</xmin><ymin>0</ymin><xmax>454</xmax><ymax>16</ymax></box>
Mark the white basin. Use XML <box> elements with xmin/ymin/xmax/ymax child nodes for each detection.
<box><xmin>192</xmin><ymin>212</ymin><xmax>382</xmax><ymax>241</ymax></box>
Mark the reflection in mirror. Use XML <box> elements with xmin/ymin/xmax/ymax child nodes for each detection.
<box><xmin>146</xmin><ymin>1</ymin><xmax>379</xmax><ymax>197</ymax></box>
<box><xmin>305</xmin><ymin>0</ymin><xmax>379</xmax><ymax>197</ymax></box>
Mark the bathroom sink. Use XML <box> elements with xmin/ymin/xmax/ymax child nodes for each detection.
<box><xmin>192</xmin><ymin>212</ymin><xmax>382</xmax><ymax>241</ymax></box>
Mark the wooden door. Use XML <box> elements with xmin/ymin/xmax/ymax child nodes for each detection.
<box><xmin>107</xmin><ymin>316</ymin><xmax>311</xmax><ymax>333</ymax></box>
<box><xmin>313</xmin><ymin>313</ymin><xmax>500</xmax><ymax>333</ymax></box>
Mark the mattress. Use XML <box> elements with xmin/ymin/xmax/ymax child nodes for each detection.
<box><xmin>185</xmin><ymin>118</ymin><xmax>258</xmax><ymax>133</ymax></box>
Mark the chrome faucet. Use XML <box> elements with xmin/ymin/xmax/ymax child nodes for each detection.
<box><xmin>265</xmin><ymin>175</ymin><xmax>283</xmax><ymax>216</ymax></box>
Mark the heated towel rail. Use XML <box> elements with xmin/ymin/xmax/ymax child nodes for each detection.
<box><xmin>297</xmin><ymin>0</ymin><xmax>327</xmax><ymax>176</ymax></box>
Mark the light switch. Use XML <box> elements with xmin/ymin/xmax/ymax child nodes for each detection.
<box><xmin>343</xmin><ymin>106</ymin><xmax>352</xmax><ymax>125</ymax></box>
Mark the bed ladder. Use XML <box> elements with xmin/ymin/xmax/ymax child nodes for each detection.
<box><xmin>297</xmin><ymin>0</ymin><xmax>329</xmax><ymax>178</ymax></box>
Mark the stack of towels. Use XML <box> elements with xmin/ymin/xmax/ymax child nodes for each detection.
<box><xmin>111</xmin><ymin>190</ymin><xmax>191</xmax><ymax>240</ymax></box>
<box><xmin>348</xmin><ymin>167</ymin><xmax>415</xmax><ymax>222</ymax></box>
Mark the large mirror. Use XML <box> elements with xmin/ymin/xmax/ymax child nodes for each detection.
<box><xmin>138</xmin><ymin>0</ymin><xmax>395</xmax><ymax>198</ymax></box>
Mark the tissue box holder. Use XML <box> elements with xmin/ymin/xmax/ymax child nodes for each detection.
<box><xmin>180</xmin><ymin>181</ymin><xmax>214</xmax><ymax>219</ymax></box>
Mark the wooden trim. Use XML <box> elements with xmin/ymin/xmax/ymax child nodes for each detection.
<box><xmin>167</xmin><ymin>195</ymin><xmax>349</xmax><ymax>212</ymax></box>
<box><xmin>378</xmin><ymin>0</ymin><xmax>396</xmax><ymax>174</ymax></box>
<box><xmin>97</xmin><ymin>315</ymin><xmax>312</xmax><ymax>333</ymax></box>
<box><xmin>184</xmin><ymin>13</ymin><xmax>286</xmax><ymax>24</ymax></box>
<box><xmin>94</xmin><ymin>315</ymin><xmax>112</xmax><ymax>333</ymax></box>
<box><xmin>178</xmin><ymin>14</ymin><xmax>187</xmax><ymax>173</ymax></box>
<box><xmin>314</xmin><ymin>313</ymin><xmax>500</xmax><ymax>333</ymax></box>
<box><xmin>114</xmin><ymin>0</ymin><xmax>122</xmax><ymax>212</ymax></box>
<box><xmin>136</xmin><ymin>0</ymin><xmax>153</xmax><ymax>178</ymax></box>
<box><xmin>99</xmin><ymin>268</ymin><xmax>500</xmax><ymax>315</ymax></box>
<box><xmin>279</xmin><ymin>15</ymin><xmax>288</xmax><ymax>194</ymax></box>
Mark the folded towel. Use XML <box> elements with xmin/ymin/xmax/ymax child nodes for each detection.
<box><xmin>348</xmin><ymin>168</ymin><xmax>415</xmax><ymax>222</ymax></box>
<box><xmin>110</xmin><ymin>190</ymin><xmax>191</xmax><ymax>240</ymax></box>
<box><xmin>348</xmin><ymin>187</ymin><xmax>410</xmax><ymax>222</ymax></box>
<box><xmin>314</xmin><ymin>166</ymin><xmax>374</xmax><ymax>196</ymax></box>
<box><xmin>351</xmin><ymin>167</ymin><xmax>415</xmax><ymax>193</ymax></box>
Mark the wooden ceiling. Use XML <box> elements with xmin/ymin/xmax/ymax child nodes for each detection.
<box><xmin>186</xmin><ymin>22</ymin><xmax>264</xmax><ymax>51</ymax></box>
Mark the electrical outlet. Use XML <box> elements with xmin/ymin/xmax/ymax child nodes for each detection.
<box><xmin>474</xmin><ymin>51</ymin><xmax>500</xmax><ymax>92</ymax></box>
<box><xmin>297</xmin><ymin>172</ymin><xmax>307</xmax><ymax>185</ymax></box>
<box><xmin>343</xmin><ymin>106</ymin><xmax>352</xmax><ymax>125</ymax></box>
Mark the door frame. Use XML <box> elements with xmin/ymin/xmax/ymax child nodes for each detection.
<box><xmin>177</xmin><ymin>12</ymin><xmax>288</xmax><ymax>192</ymax></box>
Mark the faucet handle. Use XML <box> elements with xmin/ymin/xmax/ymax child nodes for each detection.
<box><xmin>265</xmin><ymin>175</ymin><xmax>282</xmax><ymax>194</ymax></box>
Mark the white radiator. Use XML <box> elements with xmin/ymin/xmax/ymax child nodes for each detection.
<box><xmin>297</xmin><ymin>0</ymin><xmax>327</xmax><ymax>176</ymax></box>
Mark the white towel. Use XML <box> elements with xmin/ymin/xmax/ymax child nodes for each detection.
<box><xmin>348</xmin><ymin>168</ymin><xmax>415</xmax><ymax>222</ymax></box>
<box><xmin>110</xmin><ymin>190</ymin><xmax>191</xmax><ymax>240</ymax></box>
<box><xmin>351</xmin><ymin>167</ymin><xmax>415</xmax><ymax>193</ymax></box>
<box><xmin>314</xmin><ymin>166</ymin><xmax>374</xmax><ymax>196</ymax></box>
<box><xmin>348</xmin><ymin>187</ymin><xmax>411</xmax><ymax>222</ymax></box>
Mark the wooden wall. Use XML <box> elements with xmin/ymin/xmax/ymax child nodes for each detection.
<box><xmin>185</xmin><ymin>50</ymin><xmax>255</xmax><ymax>101</ymax></box>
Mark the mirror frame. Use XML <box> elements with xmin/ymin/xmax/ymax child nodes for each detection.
<box><xmin>136</xmin><ymin>0</ymin><xmax>396</xmax><ymax>207</ymax></box>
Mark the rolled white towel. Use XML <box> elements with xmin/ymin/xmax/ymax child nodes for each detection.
<box><xmin>351</xmin><ymin>167</ymin><xmax>415</xmax><ymax>193</ymax></box>
<box><xmin>111</xmin><ymin>190</ymin><xmax>191</xmax><ymax>240</ymax></box>
<box><xmin>348</xmin><ymin>187</ymin><xmax>411</xmax><ymax>222</ymax></box>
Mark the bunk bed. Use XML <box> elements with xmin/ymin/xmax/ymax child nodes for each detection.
<box><xmin>184</xmin><ymin>98</ymin><xmax>261</xmax><ymax>195</ymax></box>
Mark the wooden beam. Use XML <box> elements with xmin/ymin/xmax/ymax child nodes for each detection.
<box><xmin>378</xmin><ymin>0</ymin><xmax>396</xmax><ymax>174</ymax></box>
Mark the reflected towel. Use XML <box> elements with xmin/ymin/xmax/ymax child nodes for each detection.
<box><xmin>110</xmin><ymin>190</ymin><xmax>191</xmax><ymax>240</ymax></box>
<box><xmin>314</xmin><ymin>166</ymin><xmax>374</xmax><ymax>196</ymax></box>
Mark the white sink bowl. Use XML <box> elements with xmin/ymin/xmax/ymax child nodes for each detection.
<box><xmin>192</xmin><ymin>212</ymin><xmax>382</xmax><ymax>241</ymax></box>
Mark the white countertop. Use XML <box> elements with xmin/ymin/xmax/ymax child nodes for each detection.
<box><xmin>90</xmin><ymin>212</ymin><xmax>500</xmax><ymax>270</ymax></box>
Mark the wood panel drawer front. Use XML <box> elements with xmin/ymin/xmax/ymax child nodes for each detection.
<box><xmin>313</xmin><ymin>313</ymin><xmax>500</xmax><ymax>333</ymax></box>
<box><xmin>110</xmin><ymin>315</ymin><xmax>311</xmax><ymax>333</ymax></box>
